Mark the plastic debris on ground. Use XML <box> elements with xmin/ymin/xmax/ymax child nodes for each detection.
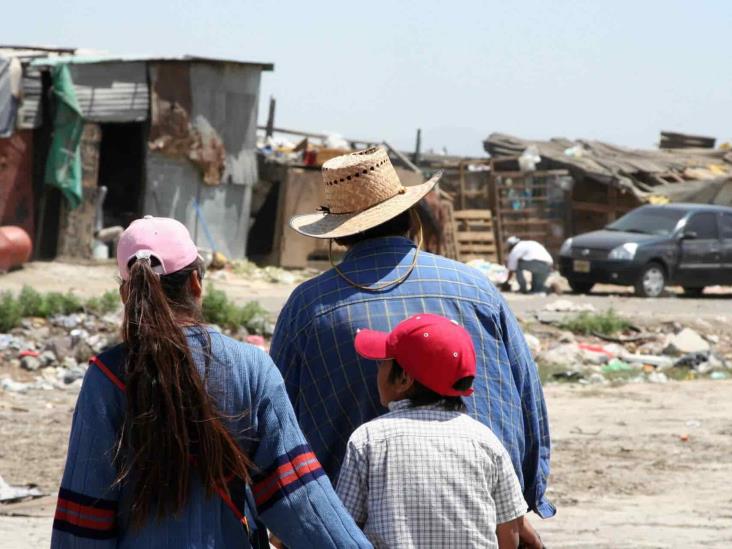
<box><xmin>209</xmin><ymin>259</ymin><xmax>317</xmax><ymax>286</ymax></box>
<box><xmin>0</xmin><ymin>474</ymin><xmax>43</xmax><ymax>503</ymax></box>
<box><xmin>544</xmin><ymin>300</ymin><xmax>596</xmax><ymax>313</ymax></box>
<box><xmin>465</xmin><ymin>259</ymin><xmax>509</xmax><ymax>285</ymax></box>
<box><xmin>602</xmin><ymin>359</ymin><xmax>633</xmax><ymax>373</ymax></box>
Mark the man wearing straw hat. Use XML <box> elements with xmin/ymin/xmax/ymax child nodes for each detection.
<box><xmin>270</xmin><ymin>147</ymin><xmax>552</xmax><ymax>545</ymax></box>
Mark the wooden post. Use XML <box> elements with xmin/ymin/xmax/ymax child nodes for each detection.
<box><xmin>608</xmin><ymin>185</ymin><xmax>618</xmax><ymax>223</ymax></box>
<box><xmin>57</xmin><ymin>123</ymin><xmax>101</xmax><ymax>259</ymax></box>
<box><xmin>413</xmin><ymin>128</ymin><xmax>422</xmax><ymax>164</ymax></box>
<box><xmin>265</xmin><ymin>96</ymin><xmax>276</xmax><ymax>139</ymax></box>
<box><xmin>459</xmin><ymin>161</ymin><xmax>466</xmax><ymax>210</ymax></box>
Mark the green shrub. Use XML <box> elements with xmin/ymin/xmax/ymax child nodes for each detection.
<box><xmin>17</xmin><ymin>286</ymin><xmax>46</xmax><ymax>317</ymax></box>
<box><xmin>43</xmin><ymin>291</ymin><xmax>83</xmax><ymax>316</ymax></box>
<box><xmin>202</xmin><ymin>285</ymin><xmax>269</xmax><ymax>333</ymax></box>
<box><xmin>86</xmin><ymin>290</ymin><xmax>120</xmax><ymax>315</ymax></box>
<box><xmin>558</xmin><ymin>309</ymin><xmax>631</xmax><ymax>337</ymax></box>
<box><xmin>0</xmin><ymin>291</ymin><xmax>22</xmax><ymax>332</ymax></box>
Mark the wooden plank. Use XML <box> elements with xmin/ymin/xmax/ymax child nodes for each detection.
<box><xmin>498</xmin><ymin>207</ymin><xmax>540</xmax><ymax>215</ymax></box>
<box><xmin>453</xmin><ymin>209</ymin><xmax>493</xmax><ymax>220</ymax></box>
<box><xmin>458</xmin><ymin>244</ymin><xmax>497</xmax><ymax>253</ymax></box>
<box><xmin>497</xmin><ymin>196</ymin><xmax>549</xmax><ymax>203</ymax></box>
<box><xmin>510</xmin><ymin>231</ymin><xmax>548</xmax><ymax>239</ymax></box>
<box><xmin>456</xmin><ymin>231</ymin><xmax>496</xmax><ymax>242</ymax></box>
<box><xmin>500</xmin><ymin>219</ymin><xmax>550</xmax><ymax>227</ymax></box>
<box><xmin>493</xmin><ymin>169</ymin><xmax>568</xmax><ymax>178</ymax></box>
<box><xmin>495</xmin><ymin>185</ymin><xmax>549</xmax><ymax>192</ymax></box>
<box><xmin>572</xmin><ymin>200</ymin><xmax>619</xmax><ymax>213</ymax></box>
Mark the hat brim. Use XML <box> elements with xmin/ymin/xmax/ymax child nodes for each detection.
<box><xmin>354</xmin><ymin>329</ymin><xmax>392</xmax><ymax>361</ymax></box>
<box><xmin>289</xmin><ymin>171</ymin><xmax>442</xmax><ymax>239</ymax></box>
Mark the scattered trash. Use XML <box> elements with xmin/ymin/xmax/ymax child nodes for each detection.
<box><xmin>18</xmin><ymin>349</ymin><xmax>39</xmax><ymax>358</ymax></box>
<box><xmin>1</xmin><ymin>377</ymin><xmax>32</xmax><ymax>393</ymax></box>
<box><xmin>710</xmin><ymin>371</ymin><xmax>729</xmax><ymax>380</ymax></box>
<box><xmin>621</xmin><ymin>353</ymin><xmax>674</xmax><ymax>370</ymax></box>
<box><xmin>523</xmin><ymin>334</ymin><xmax>541</xmax><ymax>357</ymax></box>
<box><xmin>538</xmin><ymin>343</ymin><xmax>584</xmax><ymax>367</ymax></box>
<box><xmin>602</xmin><ymin>359</ymin><xmax>633</xmax><ymax>373</ymax></box>
<box><xmin>466</xmin><ymin>259</ymin><xmax>510</xmax><ymax>286</ymax></box>
<box><xmin>0</xmin><ymin>474</ymin><xmax>43</xmax><ymax>503</ymax></box>
<box><xmin>647</xmin><ymin>372</ymin><xmax>668</xmax><ymax>384</ymax></box>
<box><xmin>586</xmin><ymin>373</ymin><xmax>609</xmax><ymax>385</ymax></box>
<box><xmin>553</xmin><ymin>371</ymin><xmax>584</xmax><ymax>382</ymax></box>
<box><xmin>19</xmin><ymin>355</ymin><xmax>41</xmax><ymax>371</ymax></box>
<box><xmin>673</xmin><ymin>351</ymin><xmax>710</xmax><ymax>369</ymax></box>
<box><xmin>227</xmin><ymin>260</ymin><xmax>309</xmax><ymax>285</ymax></box>
<box><xmin>518</xmin><ymin>145</ymin><xmax>541</xmax><ymax>171</ymax></box>
<box><xmin>663</xmin><ymin>328</ymin><xmax>710</xmax><ymax>355</ymax></box>
<box><xmin>685</xmin><ymin>420</ymin><xmax>701</xmax><ymax>428</ymax></box>
<box><xmin>245</xmin><ymin>335</ymin><xmax>267</xmax><ymax>350</ymax></box>
<box><xmin>545</xmin><ymin>300</ymin><xmax>596</xmax><ymax>313</ymax></box>
<box><xmin>679</xmin><ymin>433</ymin><xmax>689</xmax><ymax>443</ymax></box>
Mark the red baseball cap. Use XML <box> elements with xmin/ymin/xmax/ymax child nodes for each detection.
<box><xmin>354</xmin><ymin>313</ymin><xmax>476</xmax><ymax>397</ymax></box>
<box><xmin>117</xmin><ymin>216</ymin><xmax>199</xmax><ymax>281</ymax></box>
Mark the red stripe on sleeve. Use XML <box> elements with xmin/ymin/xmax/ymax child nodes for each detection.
<box><xmin>57</xmin><ymin>498</ymin><xmax>116</xmax><ymax>519</ymax></box>
<box><xmin>253</xmin><ymin>451</ymin><xmax>318</xmax><ymax>499</ymax></box>
<box><xmin>254</xmin><ymin>458</ymin><xmax>322</xmax><ymax>506</ymax></box>
<box><xmin>54</xmin><ymin>509</ymin><xmax>115</xmax><ymax>530</ymax></box>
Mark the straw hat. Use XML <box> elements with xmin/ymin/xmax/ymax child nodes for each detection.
<box><xmin>289</xmin><ymin>147</ymin><xmax>441</xmax><ymax>239</ymax></box>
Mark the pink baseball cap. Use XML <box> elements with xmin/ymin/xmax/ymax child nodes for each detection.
<box><xmin>116</xmin><ymin>215</ymin><xmax>199</xmax><ymax>280</ymax></box>
<box><xmin>354</xmin><ymin>313</ymin><xmax>476</xmax><ymax>397</ymax></box>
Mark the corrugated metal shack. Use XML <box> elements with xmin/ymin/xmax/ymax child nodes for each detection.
<box><xmin>484</xmin><ymin>132</ymin><xmax>732</xmax><ymax>237</ymax></box>
<box><xmin>0</xmin><ymin>46</ymin><xmax>273</xmax><ymax>260</ymax></box>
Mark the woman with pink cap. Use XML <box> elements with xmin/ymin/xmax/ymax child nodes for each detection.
<box><xmin>51</xmin><ymin>216</ymin><xmax>371</xmax><ymax>548</ymax></box>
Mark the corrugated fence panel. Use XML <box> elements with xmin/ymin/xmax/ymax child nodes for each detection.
<box><xmin>69</xmin><ymin>62</ymin><xmax>149</xmax><ymax>122</ymax></box>
<box><xmin>189</xmin><ymin>63</ymin><xmax>261</xmax><ymax>185</ymax></box>
<box><xmin>18</xmin><ymin>66</ymin><xmax>42</xmax><ymax>129</ymax></box>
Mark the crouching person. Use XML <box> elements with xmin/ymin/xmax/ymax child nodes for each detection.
<box><xmin>336</xmin><ymin>314</ymin><xmax>529</xmax><ymax>549</ymax></box>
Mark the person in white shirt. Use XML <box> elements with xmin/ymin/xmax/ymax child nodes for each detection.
<box><xmin>336</xmin><ymin>314</ymin><xmax>533</xmax><ymax>549</ymax></box>
<box><xmin>504</xmin><ymin>236</ymin><xmax>554</xmax><ymax>294</ymax></box>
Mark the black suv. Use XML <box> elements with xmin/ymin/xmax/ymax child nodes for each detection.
<box><xmin>558</xmin><ymin>204</ymin><xmax>732</xmax><ymax>297</ymax></box>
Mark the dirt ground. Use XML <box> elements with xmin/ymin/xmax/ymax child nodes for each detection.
<box><xmin>2</xmin><ymin>262</ymin><xmax>732</xmax><ymax>547</ymax></box>
<box><xmin>3</xmin><ymin>261</ymin><xmax>732</xmax><ymax>320</ymax></box>
<box><xmin>2</xmin><ymin>380</ymin><xmax>731</xmax><ymax>548</ymax></box>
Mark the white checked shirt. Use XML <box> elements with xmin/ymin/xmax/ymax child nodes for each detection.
<box><xmin>336</xmin><ymin>400</ymin><xmax>527</xmax><ymax>549</ymax></box>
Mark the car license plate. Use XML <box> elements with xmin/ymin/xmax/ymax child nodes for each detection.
<box><xmin>573</xmin><ymin>260</ymin><xmax>591</xmax><ymax>273</ymax></box>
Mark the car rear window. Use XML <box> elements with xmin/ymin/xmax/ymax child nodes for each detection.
<box><xmin>606</xmin><ymin>207</ymin><xmax>686</xmax><ymax>236</ymax></box>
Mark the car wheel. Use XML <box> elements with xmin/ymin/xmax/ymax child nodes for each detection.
<box><xmin>567</xmin><ymin>279</ymin><xmax>595</xmax><ymax>294</ymax></box>
<box><xmin>683</xmin><ymin>286</ymin><xmax>705</xmax><ymax>297</ymax></box>
<box><xmin>635</xmin><ymin>262</ymin><xmax>666</xmax><ymax>298</ymax></box>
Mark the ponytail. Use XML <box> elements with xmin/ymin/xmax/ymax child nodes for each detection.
<box><xmin>116</xmin><ymin>258</ymin><xmax>251</xmax><ymax>528</ymax></box>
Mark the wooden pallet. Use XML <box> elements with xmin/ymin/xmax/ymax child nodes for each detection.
<box><xmin>440</xmin><ymin>199</ymin><xmax>459</xmax><ymax>260</ymax></box>
<box><xmin>453</xmin><ymin>209</ymin><xmax>498</xmax><ymax>262</ymax></box>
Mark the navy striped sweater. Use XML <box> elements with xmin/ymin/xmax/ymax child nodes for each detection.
<box><xmin>51</xmin><ymin>327</ymin><xmax>371</xmax><ymax>548</ymax></box>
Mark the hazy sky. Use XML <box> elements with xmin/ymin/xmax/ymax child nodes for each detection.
<box><xmin>5</xmin><ymin>0</ymin><xmax>731</xmax><ymax>155</ymax></box>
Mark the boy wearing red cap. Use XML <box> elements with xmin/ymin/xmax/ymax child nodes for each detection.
<box><xmin>336</xmin><ymin>314</ymin><xmax>529</xmax><ymax>549</ymax></box>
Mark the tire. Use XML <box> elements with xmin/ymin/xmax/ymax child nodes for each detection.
<box><xmin>567</xmin><ymin>279</ymin><xmax>595</xmax><ymax>294</ymax></box>
<box><xmin>683</xmin><ymin>286</ymin><xmax>705</xmax><ymax>297</ymax></box>
<box><xmin>635</xmin><ymin>262</ymin><xmax>666</xmax><ymax>298</ymax></box>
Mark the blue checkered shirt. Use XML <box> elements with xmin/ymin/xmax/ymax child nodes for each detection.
<box><xmin>270</xmin><ymin>236</ymin><xmax>555</xmax><ymax>518</ymax></box>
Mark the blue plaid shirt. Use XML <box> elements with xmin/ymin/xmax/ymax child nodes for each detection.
<box><xmin>270</xmin><ymin>237</ymin><xmax>555</xmax><ymax>518</ymax></box>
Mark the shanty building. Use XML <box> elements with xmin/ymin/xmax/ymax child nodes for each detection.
<box><xmin>0</xmin><ymin>46</ymin><xmax>273</xmax><ymax>261</ymax></box>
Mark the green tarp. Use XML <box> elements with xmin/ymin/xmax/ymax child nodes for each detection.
<box><xmin>44</xmin><ymin>65</ymin><xmax>83</xmax><ymax>209</ymax></box>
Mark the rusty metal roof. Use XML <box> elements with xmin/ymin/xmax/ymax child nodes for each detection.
<box><xmin>28</xmin><ymin>53</ymin><xmax>273</xmax><ymax>71</ymax></box>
